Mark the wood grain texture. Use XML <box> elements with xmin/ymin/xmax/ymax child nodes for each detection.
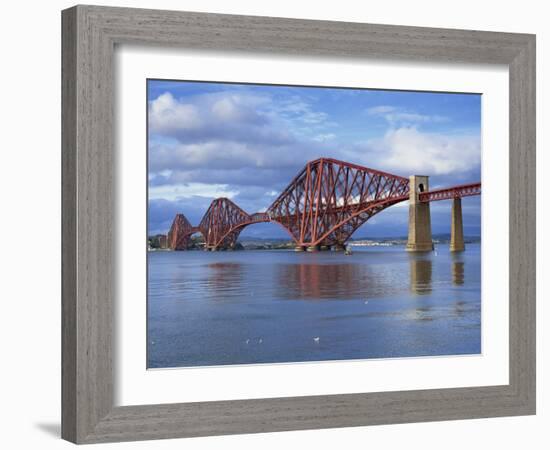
<box><xmin>61</xmin><ymin>4</ymin><xmax>536</xmax><ymax>444</ymax></box>
<box><xmin>61</xmin><ymin>7</ymin><xmax>77</xmax><ymax>443</ymax></box>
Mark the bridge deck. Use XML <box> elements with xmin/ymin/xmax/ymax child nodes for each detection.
<box><xmin>418</xmin><ymin>182</ymin><xmax>481</xmax><ymax>203</ymax></box>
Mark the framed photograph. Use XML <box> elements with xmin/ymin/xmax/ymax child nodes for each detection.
<box><xmin>62</xmin><ymin>5</ymin><xmax>535</xmax><ymax>444</ymax></box>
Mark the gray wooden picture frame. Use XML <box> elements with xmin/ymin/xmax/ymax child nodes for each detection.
<box><xmin>62</xmin><ymin>5</ymin><xmax>536</xmax><ymax>444</ymax></box>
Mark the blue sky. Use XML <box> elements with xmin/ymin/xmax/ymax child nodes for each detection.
<box><xmin>148</xmin><ymin>80</ymin><xmax>481</xmax><ymax>238</ymax></box>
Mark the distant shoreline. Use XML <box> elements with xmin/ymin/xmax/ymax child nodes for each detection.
<box><xmin>148</xmin><ymin>236</ymin><xmax>481</xmax><ymax>252</ymax></box>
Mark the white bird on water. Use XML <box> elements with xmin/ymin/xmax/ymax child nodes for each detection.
<box><xmin>313</xmin><ymin>337</ymin><xmax>320</xmax><ymax>343</ymax></box>
<box><xmin>258</xmin><ymin>338</ymin><xmax>263</xmax><ymax>344</ymax></box>
<box><xmin>245</xmin><ymin>339</ymin><xmax>250</xmax><ymax>345</ymax></box>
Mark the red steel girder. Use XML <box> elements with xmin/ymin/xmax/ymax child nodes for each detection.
<box><xmin>419</xmin><ymin>182</ymin><xmax>481</xmax><ymax>203</ymax></box>
<box><xmin>199</xmin><ymin>198</ymin><xmax>256</xmax><ymax>250</ymax></box>
<box><xmin>167</xmin><ymin>213</ymin><xmax>196</xmax><ymax>250</ymax></box>
<box><xmin>266</xmin><ymin>158</ymin><xmax>410</xmax><ymax>247</ymax></box>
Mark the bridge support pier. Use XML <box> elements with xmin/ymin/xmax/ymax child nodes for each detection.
<box><xmin>450</xmin><ymin>197</ymin><xmax>465</xmax><ymax>252</ymax></box>
<box><xmin>306</xmin><ymin>245</ymin><xmax>320</xmax><ymax>252</ymax></box>
<box><xmin>333</xmin><ymin>243</ymin><xmax>346</xmax><ymax>252</ymax></box>
<box><xmin>294</xmin><ymin>245</ymin><xmax>305</xmax><ymax>252</ymax></box>
<box><xmin>406</xmin><ymin>175</ymin><xmax>434</xmax><ymax>252</ymax></box>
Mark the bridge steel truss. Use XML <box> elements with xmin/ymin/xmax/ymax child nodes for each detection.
<box><xmin>166</xmin><ymin>158</ymin><xmax>481</xmax><ymax>251</ymax></box>
<box><xmin>167</xmin><ymin>213</ymin><xmax>195</xmax><ymax>250</ymax></box>
<box><xmin>267</xmin><ymin>158</ymin><xmax>410</xmax><ymax>249</ymax></box>
<box><xmin>418</xmin><ymin>182</ymin><xmax>482</xmax><ymax>203</ymax></box>
<box><xmin>199</xmin><ymin>198</ymin><xmax>270</xmax><ymax>250</ymax></box>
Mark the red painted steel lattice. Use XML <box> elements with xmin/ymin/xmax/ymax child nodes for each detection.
<box><xmin>199</xmin><ymin>198</ymin><xmax>269</xmax><ymax>250</ymax></box>
<box><xmin>267</xmin><ymin>158</ymin><xmax>410</xmax><ymax>247</ymax></box>
<box><xmin>165</xmin><ymin>158</ymin><xmax>482</xmax><ymax>250</ymax></box>
<box><xmin>418</xmin><ymin>182</ymin><xmax>481</xmax><ymax>202</ymax></box>
<box><xmin>167</xmin><ymin>213</ymin><xmax>194</xmax><ymax>250</ymax></box>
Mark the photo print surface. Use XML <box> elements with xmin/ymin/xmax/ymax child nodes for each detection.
<box><xmin>147</xmin><ymin>79</ymin><xmax>482</xmax><ymax>369</ymax></box>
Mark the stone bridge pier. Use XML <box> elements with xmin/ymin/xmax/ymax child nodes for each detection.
<box><xmin>406</xmin><ymin>175</ymin><xmax>467</xmax><ymax>253</ymax></box>
<box><xmin>450</xmin><ymin>197</ymin><xmax>465</xmax><ymax>252</ymax></box>
<box><xmin>406</xmin><ymin>175</ymin><xmax>434</xmax><ymax>252</ymax></box>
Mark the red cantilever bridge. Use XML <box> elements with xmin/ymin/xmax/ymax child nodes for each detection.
<box><xmin>167</xmin><ymin>157</ymin><xmax>481</xmax><ymax>251</ymax></box>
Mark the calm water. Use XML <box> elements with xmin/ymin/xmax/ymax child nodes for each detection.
<box><xmin>147</xmin><ymin>244</ymin><xmax>481</xmax><ymax>368</ymax></box>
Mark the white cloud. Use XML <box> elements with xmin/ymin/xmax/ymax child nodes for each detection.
<box><xmin>149</xmin><ymin>138</ymin><xmax>321</xmax><ymax>174</ymax></box>
<box><xmin>148</xmin><ymin>91</ymin><xmax>273</xmax><ymax>144</ymax></box>
<box><xmin>149</xmin><ymin>92</ymin><xmax>201</xmax><ymax>133</ymax></box>
<box><xmin>211</xmin><ymin>97</ymin><xmax>239</xmax><ymax>120</ymax></box>
<box><xmin>366</xmin><ymin>105</ymin><xmax>448</xmax><ymax>126</ymax></box>
<box><xmin>366</xmin><ymin>105</ymin><xmax>395</xmax><ymax>115</ymax></box>
<box><xmin>269</xmin><ymin>95</ymin><xmax>336</xmax><ymax>129</ymax></box>
<box><xmin>210</xmin><ymin>94</ymin><xmax>268</xmax><ymax>122</ymax></box>
<box><xmin>149</xmin><ymin>182</ymin><xmax>239</xmax><ymax>201</ymax></box>
<box><xmin>363</xmin><ymin>127</ymin><xmax>480</xmax><ymax>175</ymax></box>
<box><xmin>313</xmin><ymin>133</ymin><xmax>336</xmax><ymax>142</ymax></box>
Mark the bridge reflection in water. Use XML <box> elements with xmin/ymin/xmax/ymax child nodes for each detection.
<box><xmin>453</xmin><ymin>262</ymin><xmax>465</xmax><ymax>286</ymax></box>
<box><xmin>203</xmin><ymin>262</ymin><xmax>245</xmax><ymax>296</ymax></box>
<box><xmin>408</xmin><ymin>254</ymin><xmax>467</xmax><ymax>295</ymax></box>
<box><xmin>195</xmin><ymin>252</ymin><xmax>469</xmax><ymax>301</ymax></box>
<box><xmin>199</xmin><ymin>260</ymin><xmax>406</xmax><ymax>301</ymax></box>
<box><xmin>409</xmin><ymin>256</ymin><xmax>433</xmax><ymax>295</ymax></box>
<box><xmin>275</xmin><ymin>262</ymin><xmax>404</xmax><ymax>301</ymax></box>
<box><xmin>452</xmin><ymin>254</ymin><xmax>465</xmax><ymax>286</ymax></box>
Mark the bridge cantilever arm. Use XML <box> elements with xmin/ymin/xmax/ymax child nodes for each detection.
<box><xmin>418</xmin><ymin>182</ymin><xmax>481</xmax><ymax>203</ymax></box>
